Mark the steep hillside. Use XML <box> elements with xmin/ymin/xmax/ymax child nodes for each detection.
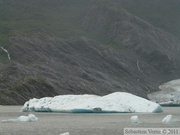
<box><xmin>119</xmin><ymin>0</ymin><xmax>180</xmax><ymax>39</ymax></box>
<box><xmin>82</xmin><ymin>1</ymin><xmax>180</xmax><ymax>75</ymax></box>
<box><xmin>0</xmin><ymin>0</ymin><xmax>180</xmax><ymax>104</ymax></box>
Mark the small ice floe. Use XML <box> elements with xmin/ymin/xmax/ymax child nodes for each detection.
<box><xmin>2</xmin><ymin>114</ymin><xmax>38</xmax><ymax>123</ymax></box>
<box><xmin>131</xmin><ymin>115</ymin><xmax>140</xmax><ymax>123</ymax></box>
<box><xmin>162</xmin><ymin>115</ymin><xmax>173</xmax><ymax>124</ymax></box>
<box><xmin>59</xmin><ymin>132</ymin><xmax>70</xmax><ymax>135</ymax></box>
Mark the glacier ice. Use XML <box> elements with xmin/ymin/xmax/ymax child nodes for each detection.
<box><xmin>2</xmin><ymin>114</ymin><xmax>38</xmax><ymax>123</ymax></box>
<box><xmin>148</xmin><ymin>79</ymin><xmax>180</xmax><ymax>106</ymax></box>
<box><xmin>162</xmin><ymin>115</ymin><xmax>173</xmax><ymax>124</ymax></box>
<box><xmin>59</xmin><ymin>132</ymin><xmax>70</xmax><ymax>135</ymax></box>
<box><xmin>131</xmin><ymin>115</ymin><xmax>140</xmax><ymax>123</ymax></box>
<box><xmin>21</xmin><ymin>92</ymin><xmax>163</xmax><ymax>113</ymax></box>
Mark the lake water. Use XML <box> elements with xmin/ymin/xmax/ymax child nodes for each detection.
<box><xmin>0</xmin><ymin>106</ymin><xmax>180</xmax><ymax>135</ymax></box>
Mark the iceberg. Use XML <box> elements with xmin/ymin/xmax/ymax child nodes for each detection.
<box><xmin>148</xmin><ymin>79</ymin><xmax>180</xmax><ymax>106</ymax></box>
<box><xmin>162</xmin><ymin>115</ymin><xmax>173</xmax><ymax>124</ymax></box>
<box><xmin>2</xmin><ymin>114</ymin><xmax>38</xmax><ymax>123</ymax></box>
<box><xmin>59</xmin><ymin>132</ymin><xmax>70</xmax><ymax>135</ymax></box>
<box><xmin>21</xmin><ymin>92</ymin><xmax>163</xmax><ymax>113</ymax></box>
<box><xmin>131</xmin><ymin>115</ymin><xmax>140</xmax><ymax>123</ymax></box>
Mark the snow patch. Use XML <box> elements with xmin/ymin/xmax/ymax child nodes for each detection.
<box><xmin>1</xmin><ymin>47</ymin><xmax>11</xmax><ymax>60</ymax></box>
<box><xmin>21</xmin><ymin>92</ymin><xmax>163</xmax><ymax>113</ymax></box>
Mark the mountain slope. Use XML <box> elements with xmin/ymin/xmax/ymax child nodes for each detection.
<box><xmin>119</xmin><ymin>0</ymin><xmax>180</xmax><ymax>39</ymax></box>
<box><xmin>82</xmin><ymin>1</ymin><xmax>180</xmax><ymax>75</ymax></box>
<box><xmin>0</xmin><ymin>0</ymin><xmax>180</xmax><ymax>104</ymax></box>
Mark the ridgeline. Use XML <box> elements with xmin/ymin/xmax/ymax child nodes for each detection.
<box><xmin>0</xmin><ymin>0</ymin><xmax>180</xmax><ymax>104</ymax></box>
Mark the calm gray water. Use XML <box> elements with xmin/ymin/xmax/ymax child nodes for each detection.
<box><xmin>0</xmin><ymin>106</ymin><xmax>180</xmax><ymax>135</ymax></box>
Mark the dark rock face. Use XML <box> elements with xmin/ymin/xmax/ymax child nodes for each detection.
<box><xmin>0</xmin><ymin>0</ymin><xmax>180</xmax><ymax>105</ymax></box>
<box><xmin>82</xmin><ymin>1</ymin><xmax>180</xmax><ymax>75</ymax></box>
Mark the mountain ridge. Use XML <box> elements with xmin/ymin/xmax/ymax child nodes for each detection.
<box><xmin>0</xmin><ymin>0</ymin><xmax>180</xmax><ymax>104</ymax></box>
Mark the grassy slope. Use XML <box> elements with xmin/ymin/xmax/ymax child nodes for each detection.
<box><xmin>119</xmin><ymin>0</ymin><xmax>180</xmax><ymax>39</ymax></box>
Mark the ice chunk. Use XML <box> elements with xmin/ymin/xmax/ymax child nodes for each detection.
<box><xmin>18</xmin><ymin>116</ymin><xmax>30</xmax><ymax>122</ymax></box>
<box><xmin>60</xmin><ymin>132</ymin><xmax>70</xmax><ymax>135</ymax></box>
<box><xmin>131</xmin><ymin>115</ymin><xmax>140</xmax><ymax>123</ymax></box>
<box><xmin>28</xmin><ymin>114</ymin><xmax>38</xmax><ymax>122</ymax></box>
<box><xmin>162</xmin><ymin>115</ymin><xmax>173</xmax><ymax>124</ymax></box>
<box><xmin>2</xmin><ymin>114</ymin><xmax>38</xmax><ymax>123</ymax></box>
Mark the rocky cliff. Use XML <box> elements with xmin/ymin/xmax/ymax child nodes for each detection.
<box><xmin>0</xmin><ymin>0</ymin><xmax>180</xmax><ymax>104</ymax></box>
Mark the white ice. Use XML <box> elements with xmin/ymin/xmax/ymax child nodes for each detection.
<box><xmin>2</xmin><ymin>114</ymin><xmax>38</xmax><ymax>123</ymax></box>
<box><xmin>59</xmin><ymin>132</ymin><xmax>70</xmax><ymax>135</ymax></box>
<box><xmin>131</xmin><ymin>115</ymin><xmax>140</xmax><ymax>123</ymax></box>
<box><xmin>162</xmin><ymin>115</ymin><xmax>173</xmax><ymax>124</ymax></box>
<box><xmin>21</xmin><ymin>92</ymin><xmax>163</xmax><ymax>113</ymax></box>
<box><xmin>148</xmin><ymin>79</ymin><xmax>180</xmax><ymax>105</ymax></box>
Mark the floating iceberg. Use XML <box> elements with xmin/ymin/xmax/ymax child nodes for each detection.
<box><xmin>131</xmin><ymin>115</ymin><xmax>140</xmax><ymax>123</ymax></box>
<box><xmin>2</xmin><ymin>114</ymin><xmax>38</xmax><ymax>123</ymax></box>
<box><xmin>21</xmin><ymin>92</ymin><xmax>163</xmax><ymax>113</ymax></box>
<box><xmin>148</xmin><ymin>79</ymin><xmax>180</xmax><ymax>106</ymax></box>
<box><xmin>162</xmin><ymin>115</ymin><xmax>173</xmax><ymax>124</ymax></box>
<box><xmin>59</xmin><ymin>132</ymin><xmax>70</xmax><ymax>135</ymax></box>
